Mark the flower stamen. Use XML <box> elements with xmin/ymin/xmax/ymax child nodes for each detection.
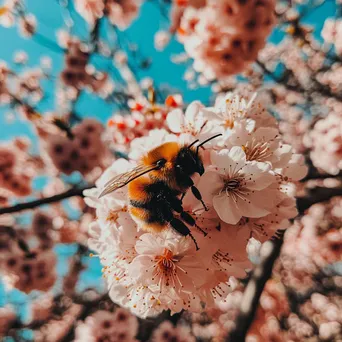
<box><xmin>243</xmin><ymin>138</ymin><xmax>273</xmax><ymax>162</ymax></box>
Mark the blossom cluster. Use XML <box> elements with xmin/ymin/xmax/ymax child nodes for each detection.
<box><xmin>84</xmin><ymin>92</ymin><xmax>307</xmax><ymax>318</ymax></box>
<box><xmin>0</xmin><ymin>138</ymin><xmax>43</xmax><ymax>204</ymax></box>
<box><xmin>192</xmin><ymin>275</ymin><xmax>342</xmax><ymax>342</ymax></box>
<box><xmin>74</xmin><ymin>0</ymin><xmax>141</xmax><ymax>29</ymax></box>
<box><xmin>0</xmin><ymin>59</ymin><xmax>47</xmax><ymax>112</ymax></box>
<box><xmin>0</xmin><ymin>0</ymin><xmax>37</xmax><ymax>37</ymax></box>
<box><xmin>321</xmin><ymin>18</ymin><xmax>342</xmax><ymax>56</ymax></box>
<box><xmin>176</xmin><ymin>0</ymin><xmax>276</xmax><ymax>80</ymax></box>
<box><xmin>203</xmin><ymin>279</ymin><xmax>290</xmax><ymax>341</ymax></box>
<box><xmin>106</xmin><ymin>94</ymin><xmax>183</xmax><ymax>152</ymax></box>
<box><xmin>74</xmin><ymin>308</ymin><xmax>139</xmax><ymax>342</ymax></box>
<box><xmin>198</xmin><ymin>196</ymin><xmax>342</xmax><ymax>341</ymax></box>
<box><xmin>36</xmin><ymin>118</ymin><xmax>112</xmax><ymax>179</ymax></box>
<box><xmin>0</xmin><ymin>211</ymin><xmax>57</xmax><ymax>294</ymax></box>
<box><xmin>304</xmin><ymin>111</ymin><xmax>342</xmax><ymax>175</ymax></box>
<box><xmin>280</xmin><ymin>196</ymin><xmax>342</xmax><ymax>293</ymax></box>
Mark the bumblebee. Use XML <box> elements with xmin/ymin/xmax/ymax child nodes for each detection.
<box><xmin>99</xmin><ymin>134</ymin><xmax>222</xmax><ymax>250</ymax></box>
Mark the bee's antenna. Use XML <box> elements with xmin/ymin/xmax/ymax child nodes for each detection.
<box><xmin>196</xmin><ymin>133</ymin><xmax>222</xmax><ymax>155</ymax></box>
<box><xmin>197</xmin><ymin>134</ymin><xmax>222</xmax><ymax>149</ymax></box>
<box><xmin>188</xmin><ymin>139</ymin><xmax>199</xmax><ymax>148</ymax></box>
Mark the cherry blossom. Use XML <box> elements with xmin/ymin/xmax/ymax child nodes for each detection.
<box><xmin>106</xmin><ymin>0</ymin><xmax>142</xmax><ymax>30</ymax></box>
<box><xmin>106</xmin><ymin>94</ymin><xmax>182</xmax><ymax>152</ymax></box>
<box><xmin>75</xmin><ymin>309</ymin><xmax>139</xmax><ymax>342</ymax></box>
<box><xmin>74</xmin><ymin>0</ymin><xmax>104</xmax><ymax>27</ymax></box>
<box><xmin>128</xmin><ymin>129</ymin><xmax>178</xmax><ymax>161</ymax></box>
<box><xmin>2</xmin><ymin>248</ymin><xmax>57</xmax><ymax>293</ymax></box>
<box><xmin>128</xmin><ymin>231</ymin><xmax>205</xmax><ymax>299</ymax></box>
<box><xmin>152</xmin><ymin>321</ymin><xmax>195</xmax><ymax>342</ymax></box>
<box><xmin>154</xmin><ymin>30</ymin><xmax>171</xmax><ymax>51</ymax></box>
<box><xmin>177</xmin><ymin>0</ymin><xmax>276</xmax><ymax>79</ymax></box>
<box><xmin>305</xmin><ymin>112</ymin><xmax>342</xmax><ymax>175</ymax></box>
<box><xmin>197</xmin><ymin>147</ymin><xmax>278</xmax><ymax>224</ymax></box>
<box><xmin>84</xmin><ymin>90</ymin><xmax>306</xmax><ymax>318</ymax></box>
<box><xmin>167</xmin><ymin>100</ymin><xmax>222</xmax><ymax>142</ymax></box>
<box><xmin>38</xmin><ymin>118</ymin><xmax>112</xmax><ymax>179</ymax></box>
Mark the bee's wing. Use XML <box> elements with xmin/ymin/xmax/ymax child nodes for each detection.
<box><xmin>98</xmin><ymin>164</ymin><xmax>158</xmax><ymax>198</ymax></box>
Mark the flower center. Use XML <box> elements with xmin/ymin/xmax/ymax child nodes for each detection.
<box><xmin>223</xmin><ymin>118</ymin><xmax>234</xmax><ymax>129</ymax></box>
<box><xmin>242</xmin><ymin>138</ymin><xmax>272</xmax><ymax>162</ymax></box>
<box><xmin>106</xmin><ymin>206</ymin><xmax>128</xmax><ymax>222</ymax></box>
<box><xmin>182</xmin><ymin>122</ymin><xmax>197</xmax><ymax>135</ymax></box>
<box><xmin>106</xmin><ymin>210</ymin><xmax>119</xmax><ymax>222</ymax></box>
<box><xmin>220</xmin><ymin>174</ymin><xmax>248</xmax><ymax>203</ymax></box>
<box><xmin>152</xmin><ymin>249</ymin><xmax>186</xmax><ymax>288</ymax></box>
<box><xmin>155</xmin><ymin>248</ymin><xmax>176</xmax><ymax>273</ymax></box>
<box><xmin>224</xmin><ymin>177</ymin><xmax>242</xmax><ymax>190</ymax></box>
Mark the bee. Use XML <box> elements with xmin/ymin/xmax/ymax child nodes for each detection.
<box><xmin>99</xmin><ymin>134</ymin><xmax>222</xmax><ymax>250</ymax></box>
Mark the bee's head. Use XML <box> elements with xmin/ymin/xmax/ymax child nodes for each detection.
<box><xmin>175</xmin><ymin>146</ymin><xmax>204</xmax><ymax>177</ymax></box>
<box><xmin>176</xmin><ymin>134</ymin><xmax>222</xmax><ymax>177</ymax></box>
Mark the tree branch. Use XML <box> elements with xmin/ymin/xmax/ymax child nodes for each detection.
<box><xmin>227</xmin><ymin>232</ymin><xmax>284</xmax><ymax>342</ymax></box>
<box><xmin>137</xmin><ymin>310</ymin><xmax>184</xmax><ymax>341</ymax></box>
<box><xmin>0</xmin><ymin>185</ymin><xmax>94</xmax><ymax>215</ymax></box>
<box><xmin>296</xmin><ymin>186</ymin><xmax>342</xmax><ymax>215</ymax></box>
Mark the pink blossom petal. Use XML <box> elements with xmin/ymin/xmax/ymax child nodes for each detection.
<box><xmin>213</xmin><ymin>194</ymin><xmax>242</xmax><ymax>224</ymax></box>
<box><xmin>135</xmin><ymin>234</ymin><xmax>165</xmax><ymax>255</ymax></box>
<box><xmin>254</xmin><ymin>127</ymin><xmax>278</xmax><ymax>140</ymax></box>
<box><xmin>196</xmin><ymin>171</ymin><xmax>223</xmax><ymax>204</ymax></box>
<box><xmin>236</xmin><ymin>196</ymin><xmax>272</xmax><ymax>218</ymax></box>
<box><xmin>228</xmin><ymin>146</ymin><xmax>247</xmax><ymax>167</ymax></box>
<box><xmin>242</xmin><ymin>162</ymin><xmax>275</xmax><ymax>190</ymax></box>
<box><xmin>210</xmin><ymin>149</ymin><xmax>246</xmax><ymax>172</ymax></box>
<box><xmin>184</xmin><ymin>101</ymin><xmax>201</xmax><ymax>123</ymax></box>
<box><xmin>167</xmin><ymin>109</ymin><xmax>185</xmax><ymax>133</ymax></box>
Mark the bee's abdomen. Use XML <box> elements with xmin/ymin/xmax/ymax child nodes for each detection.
<box><xmin>128</xmin><ymin>178</ymin><xmax>179</xmax><ymax>232</ymax></box>
<box><xmin>129</xmin><ymin>201</ymin><xmax>168</xmax><ymax>232</ymax></box>
<box><xmin>128</xmin><ymin>177</ymin><xmax>168</xmax><ymax>232</ymax></box>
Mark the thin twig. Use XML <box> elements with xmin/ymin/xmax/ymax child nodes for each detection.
<box><xmin>0</xmin><ymin>184</ymin><xmax>94</xmax><ymax>215</ymax></box>
<box><xmin>227</xmin><ymin>232</ymin><xmax>285</xmax><ymax>342</ymax></box>
<box><xmin>297</xmin><ymin>186</ymin><xmax>342</xmax><ymax>215</ymax></box>
<box><xmin>137</xmin><ymin>310</ymin><xmax>184</xmax><ymax>341</ymax></box>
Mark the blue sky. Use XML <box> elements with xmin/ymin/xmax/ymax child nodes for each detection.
<box><xmin>0</xmin><ymin>0</ymin><xmax>214</xmax><ymax>143</ymax></box>
<box><xmin>0</xmin><ymin>0</ymin><xmax>336</xmax><ymax>143</ymax></box>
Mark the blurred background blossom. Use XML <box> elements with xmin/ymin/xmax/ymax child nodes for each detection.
<box><xmin>0</xmin><ymin>0</ymin><xmax>341</xmax><ymax>341</ymax></box>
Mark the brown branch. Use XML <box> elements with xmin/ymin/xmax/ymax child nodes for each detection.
<box><xmin>58</xmin><ymin>294</ymin><xmax>110</xmax><ymax>342</ymax></box>
<box><xmin>300</xmin><ymin>155</ymin><xmax>342</xmax><ymax>182</ymax></box>
<box><xmin>227</xmin><ymin>232</ymin><xmax>284</xmax><ymax>342</ymax></box>
<box><xmin>137</xmin><ymin>310</ymin><xmax>184</xmax><ymax>341</ymax></box>
<box><xmin>296</xmin><ymin>186</ymin><xmax>342</xmax><ymax>215</ymax></box>
<box><xmin>0</xmin><ymin>184</ymin><xmax>94</xmax><ymax>215</ymax></box>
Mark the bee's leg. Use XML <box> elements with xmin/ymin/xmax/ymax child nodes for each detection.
<box><xmin>180</xmin><ymin>193</ymin><xmax>186</xmax><ymax>202</ymax></box>
<box><xmin>191</xmin><ymin>186</ymin><xmax>208</xmax><ymax>211</ymax></box>
<box><xmin>168</xmin><ymin>217</ymin><xmax>199</xmax><ymax>251</ymax></box>
<box><xmin>158</xmin><ymin>195</ymin><xmax>200</xmax><ymax>250</ymax></box>
<box><xmin>179</xmin><ymin>211</ymin><xmax>207</xmax><ymax>237</ymax></box>
<box><xmin>183</xmin><ymin>177</ymin><xmax>208</xmax><ymax>211</ymax></box>
<box><xmin>163</xmin><ymin>195</ymin><xmax>207</xmax><ymax>237</ymax></box>
<box><xmin>156</xmin><ymin>187</ymin><xmax>203</xmax><ymax>246</ymax></box>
